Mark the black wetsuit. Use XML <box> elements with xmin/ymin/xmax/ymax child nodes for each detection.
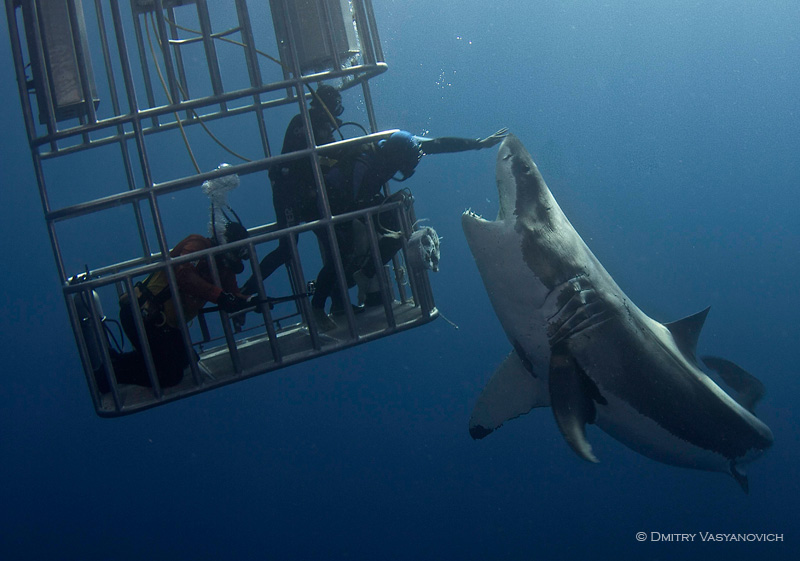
<box><xmin>417</xmin><ymin>136</ymin><xmax>485</xmax><ymax>156</ymax></box>
<box><xmin>241</xmin><ymin>109</ymin><xmax>341</xmax><ymax>295</ymax></box>
<box><xmin>309</xmin><ymin>143</ymin><xmax>394</xmax><ymax>311</ymax></box>
<box><xmin>310</xmin><ymin>135</ymin><xmax>487</xmax><ymax>311</ymax></box>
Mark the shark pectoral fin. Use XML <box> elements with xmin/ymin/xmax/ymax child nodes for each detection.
<box><xmin>548</xmin><ymin>349</ymin><xmax>599</xmax><ymax>463</ymax></box>
<box><xmin>702</xmin><ymin>355</ymin><xmax>766</xmax><ymax>414</ymax></box>
<box><xmin>469</xmin><ymin>350</ymin><xmax>550</xmax><ymax>439</ymax></box>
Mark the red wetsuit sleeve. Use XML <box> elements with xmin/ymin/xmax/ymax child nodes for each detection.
<box><xmin>171</xmin><ymin>235</ymin><xmax>224</xmax><ymax>304</ymax></box>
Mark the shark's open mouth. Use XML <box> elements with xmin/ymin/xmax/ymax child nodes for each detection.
<box><xmin>461</xmin><ymin>208</ymin><xmax>494</xmax><ymax>244</ymax></box>
<box><xmin>462</xmin><ymin>208</ymin><xmax>492</xmax><ymax>225</ymax></box>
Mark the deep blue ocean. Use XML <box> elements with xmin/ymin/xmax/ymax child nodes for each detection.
<box><xmin>2</xmin><ymin>1</ymin><xmax>799</xmax><ymax>559</ymax></box>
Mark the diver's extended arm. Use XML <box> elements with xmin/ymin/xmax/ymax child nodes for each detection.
<box><xmin>417</xmin><ymin>128</ymin><xmax>508</xmax><ymax>154</ymax></box>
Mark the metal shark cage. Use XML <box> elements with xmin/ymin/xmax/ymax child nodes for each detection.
<box><xmin>6</xmin><ymin>0</ymin><xmax>439</xmax><ymax>416</ymax></box>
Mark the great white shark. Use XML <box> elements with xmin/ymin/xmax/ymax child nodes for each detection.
<box><xmin>462</xmin><ymin>134</ymin><xmax>773</xmax><ymax>492</ymax></box>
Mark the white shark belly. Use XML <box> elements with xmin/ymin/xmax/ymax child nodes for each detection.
<box><xmin>595</xmin><ymin>391</ymin><xmax>730</xmax><ymax>473</ymax></box>
<box><xmin>464</xmin><ymin>220</ymin><xmax>552</xmax><ymax>374</ymax></box>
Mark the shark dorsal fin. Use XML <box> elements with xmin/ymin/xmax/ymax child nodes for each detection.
<box><xmin>665</xmin><ymin>307</ymin><xmax>710</xmax><ymax>360</ymax></box>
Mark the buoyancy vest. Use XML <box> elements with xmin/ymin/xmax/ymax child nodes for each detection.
<box><xmin>119</xmin><ymin>269</ymin><xmax>177</xmax><ymax>330</ymax></box>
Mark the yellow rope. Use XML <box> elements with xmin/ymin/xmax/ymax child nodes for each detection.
<box><xmin>151</xmin><ymin>14</ymin><xmax>254</xmax><ymax>163</ymax></box>
<box><xmin>166</xmin><ymin>19</ymin><xmax>284</xmax><ymax>68</ymax></box>
<box><xmin>146</xmin><ymin>11</ymin><xmax>350</xmax><ymax>171</ymax></box>
<box><xmin>145</xmin><ymin>14</ymin><xmax>201</xmax><ymax>174</ymax></box>
<box><xmin>164</xmin><ymin>15</ymin><xmax>345</xmax><ymax>141</ymax></box>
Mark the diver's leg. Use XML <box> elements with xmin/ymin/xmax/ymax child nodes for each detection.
<box><xmin>355</xmin><ymin>210</ymin><xmax>402</xmax><ymax>305</ymax></box>
<box><xmin>241</xmin><ymin>187</ymin><xmax>298</xmax><ymax>295</ymax></box>
<box><xmin>241</xmin><ymin>238</ymin><xmax>293</xmax><ymax>295</ymax></box>
<box><xmin>149</xmin><ymin>328</ymin><xmax>187</xmax><ymax>388</ymax></box>
<box><xmin>108</xmin><ymin>351</ymin><xmax>149</xmax><ymax>386</ymax></box>
<box><xmin>309</xmin><ymin>228</ymin><xmax>338</xmax><ymax>330</ymax></box>
<box><xmin>113</xmin><ymin>305</ymin><xmax>185</xmax><ymax>388</ymax></box>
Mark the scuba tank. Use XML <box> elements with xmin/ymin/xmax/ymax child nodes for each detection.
<box><xmin>72</xmin><ymin>287</ymin><xmax>107</xmax><ymax>373</ymax></box>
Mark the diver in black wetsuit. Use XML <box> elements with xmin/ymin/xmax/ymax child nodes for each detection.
<box><xmin>240</xmin><ymin>84</ymin><xmax>344</xmax><ymax>296</ymax></box>
<box><xmin>310</xmin><ymin>128</ymin><xmax>508</xmax><ymax>327</ymax></box>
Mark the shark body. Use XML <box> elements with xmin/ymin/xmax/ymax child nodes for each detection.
<box><xmin>462</xmin><ymin>135</ymin><xmax>773</xmax><ymax>492</ymax></box>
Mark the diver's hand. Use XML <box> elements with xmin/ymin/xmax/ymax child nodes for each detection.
<box><xmin>477</xmin><ymin>128</ymin><xmax>509</xmax><ymax>149</ymax></box>
<box><xmin>232</xmin><ymin>312</ymin><xmax>247</xmax><ymax>331</ymax></box>
<box><xmin>230</xmin><ymin>294</ymin><xmax>260</xmax><ymax>331</ymax></box>
<box><xmin>217</xmin><ymin>292</ymin><xmax>250</xmax><ymax>313</ymax></box>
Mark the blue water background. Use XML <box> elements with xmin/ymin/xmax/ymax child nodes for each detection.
<box><xmin>2</xmin><ymin>1</ymin><xmax>799</xmax><ymax>559</ymax></box>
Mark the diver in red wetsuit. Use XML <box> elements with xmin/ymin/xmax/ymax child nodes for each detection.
<box><xmin>100</xmin><ymin>222</ymin><xmax>251</xmax><ymax>392</ymax></box>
